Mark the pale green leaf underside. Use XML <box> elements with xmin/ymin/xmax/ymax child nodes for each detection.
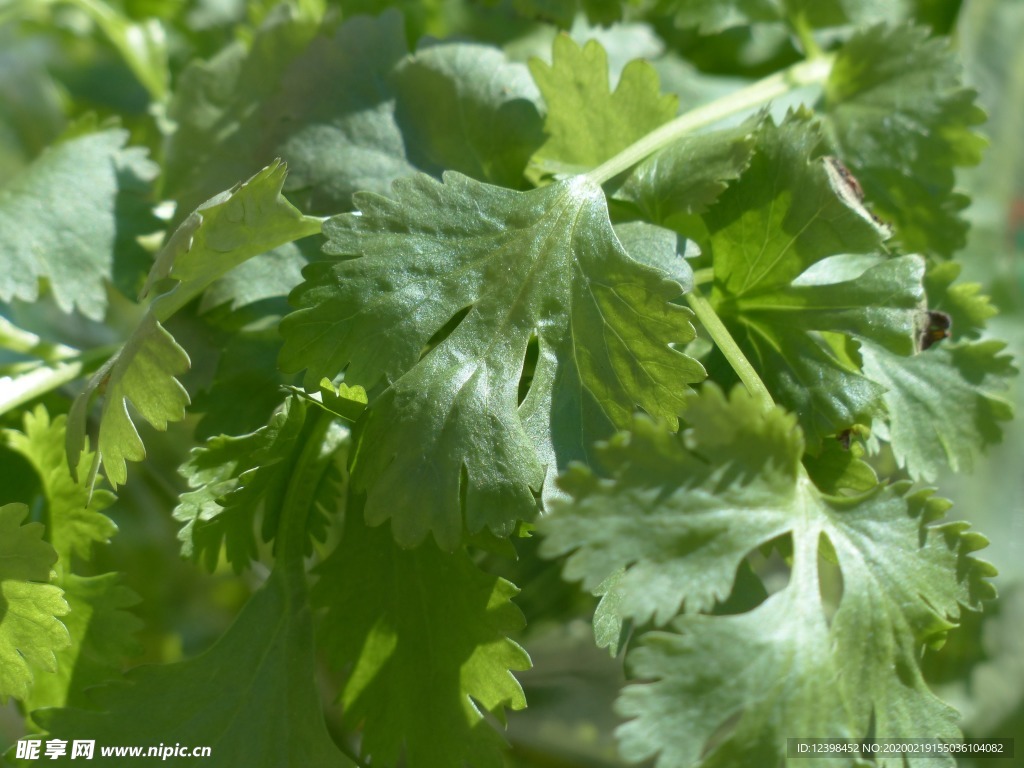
<box><xmin>0</xmin><ymin>126</ymin><xmax>157</xmax><ymax>320</ymax></box>
<box><xmin>36</xmin><ymin>563</ymin><xmax>351</xmax><ymax>767</ymax></box>
<box><xmin>281</xmin><ymin>172</ymin><xmax>704</xmax><ymax>549</ymax></box>
<box><xmin>529</xmin><ymin>35</ymin><xmax>677</xmax><ymax>177</ymax></box>
<box><xmin>0</xmin><ymin>504</ymin><xmax>69</xmax><ymax>703</ymax></box>
<box><xmin>3</xmin><ymin>413</ymin><xmax>138</xmax><ymax>716</ymax></box>
<box><xmin>66</xmin><ymin>161</ymin><xmax>321</xmax><ymax>489</ymax></box>
<box><xmin>4</xmin><ymin>406</ymin><xmax>117</xmax><ymax>564</ymax></box>
<box><xmin>314</xmin><ymin>510</ymin><xmax>530</xmax><ymax>768</ymax></box>
<box><xmin>23</xmin><ymin>573</ymin><xmax>142</xmax><ymax>715</ymax></box>
<box><xmin>66</xmin><ymin>314</ymin><xmax>190</xmax><ymax>490</ymax></box>
<box><xmin>542</xmin><ymin>388</ymin><xmax>995</xmax><ymax>767</ymax></box>
<box><xmin>861</xmin><ymin>340</ymin><xmax>1015</xmax><ymax>481</ymax></box>
<box><xmin>142</xmin><ymin>160</ymin><xmax>322</xmax><ymax>297</ymax></box>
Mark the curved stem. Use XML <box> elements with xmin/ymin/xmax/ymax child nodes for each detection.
<box><xmin>585</xmin><ymin>55</ymin><xmax>833</xmax><ymax>186</ymax></box>
<box><xmin>685</xmin><ymin>288</ymin><xmax>775</xmax><ymax>412</ymax></box>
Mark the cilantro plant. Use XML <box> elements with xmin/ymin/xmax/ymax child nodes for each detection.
<box><xmin>0</xmin><ymin>1</ymin><xmax>1017</xmax><ymax>766</ymax></box>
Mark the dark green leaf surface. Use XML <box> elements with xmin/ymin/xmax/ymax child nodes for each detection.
<box><xmin>0</xmin><ymin>125</ymin><xmax>157</xmax><ymax>319</ymax></box>
<box><xmin>37</xmin><ymin>563</ymin><xmax>352</xmax><ymax>767</ymax></box>
<box><xmin>822</xmin><ymin>23</ymin><xmax>987</xmax><ymax>258</ymax></box>
<box><xmin>165</xmin><ymin>8</ymin><xmax>542</xmax><ymax>217</ymax></box>
<box><xmin>281</xmin><ymin>172</ymin><xmax>705</xmax><ymax>549</ymax></box>
<box><xmin>705</xmin><ymin>118</ymin><xmax>920</xmax><ymax>443</ymax></box>
<box><xmin>191</xmin><ymin>327</ymin><xmax>293</xmax><ymax>440</ymax></box>
<box><xmin>529</xmin><ymin>35</ymin><xmax>677</xmax><ymax>177</ymax></box>
<box><xmin>861</xmin><ymin>341</ymin><xmax>1015</xmax><ymax>481</ymax></box>
<box><xmin>175</xmin><ymin>397</ymin><xmax>346</xmax><ymax>572</ymax></box>
<box><xmin>314</xmin><ymin>509</ymin><xmax>530</xmax><ymax>768</ymax></box>
<box><xmin>610</xmin><ymin>123</ymin><xmax>757</xmax><ymax>226</ymax></box>
<box><xmin>542</xmin><ymin>387</ymin><xmax>996</xmax><ymax>767</ymax></box>
<box><xmin>0</xmin><ymin>504</ymin><xmax>69</xmax><ymax>703</ymax></box>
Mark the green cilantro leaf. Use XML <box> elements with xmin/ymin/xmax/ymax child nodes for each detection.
<box><xmin>174</xmin><ymin>396</ymin><xmax>346</xmax><ymax>572</ymax></box>
<box><xmin>313</xmin><ymin>508</ymin><xmax>530</xmax><ymax>768</ymax></box>
<box><xmin>541</xmin><ymin>387</ymin><xmax>996</xmax><ymax>767</ymax></box>
<box><xmin>23</xmin><ymin>573</ymin><xmax>141</xmax><ymax>715</ymax></box>
<box><xmin>613</xmin><ymin>221</ymin><xmax>695</xmax><ymax>291</ymax></box>
<box><xmin>190</xmin><ymin>326</ymin><xmax>294</xmax><ymax>440</ymax></box>
<box><xmin>543</xmin><ymin>387</ymin><xmax>802</xmax><ymax>626</ymax></box>
<box><xmin>821</xmin><ymin>23</ymin><xmax>988</xmax><ymax>258</ymax></box>
<box><xmin>801</xmin><ymin>436</ymin><xmax>878</xmax><ymax>495</ymax></box>
<box><xmin>140</xmin><ymin>161</ymin><xmax>323</xmax><ymax>297</ymax></box>
<box><xmin>861</xmin><ymin>341</ymin><xmax>1015</xmax><ymax>481</ymax></box>
<box><xmin>2</xmin><ymin>410</ymin><xmax>141</xmax><ymax>715</ymax></box>
<box><xmin>704</xmin><ymin>117</ymin><xmax>921</xmax><ymax>443</ymax></box>
<box><xmin>4</xmin><ymin>406</ymin><xmax>117</xmax><ymax>564</ymax></box>
<box><xmin>609</xmin><ymin>123</ymin><xmax>758</xmax><ymax>225</ymax></box>
<box><xmin>0</xmin><ymin>123</ymin><xmax>157</xmax><ymax>320</ymax></box>
<box><xmin>36</xmin><ymin>563</ymin><xmax>352</xmax><ymax>767</ymax></box>
<box><xmin>924</xmin><ymin>261</ymin><xmax>997</xmax><ymax>339</ymax></box>
<box><xmin>281</xmin><ymin>172</ymin><xmax>705</xmax><ymax>549</ymax></box>
<box><xmin>65</xmin><ymin>314</ymin><xmax>189</xmax><ymax>491</ymax></box>
<box><xmin>67</xmin><ymin>161</ymin><xmax>321</xmax><ymax>489</ymax></box>
<box><xmin>197</xmin><ymin>243</ymin><xmax>308</xmax><ymax>314</ymax></box>
<box><xmin>390</xmin><ymin>39</ymin><xmax>544</xmax><ymax>190</ymax></box>
<box><xmin>0</xmin><ymin>503</ymin><xmax>70</xmax><ymax>703</ymax></box>
<box><xmin>529</xmin><ymin>36</ymin><xmax>677</xmax><ymax>178</ymax></box>
<box><xmin>165</xmin><ymin>9</ymin><xmax>542</xmax><ymax>217</ymax></box>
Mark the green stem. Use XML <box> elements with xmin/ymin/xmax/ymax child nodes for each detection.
<box><xmin>586</xmin><ymin>55</ymin><xmax>833</xmax><ymax>186</ymax></box>
<box><xmin>693</xmin><ymin>267</ymin><xmax>714</xmax><ymax>286</ymax></box>
<box><xmin>789</xmin><ymin>12</ymin><xmax>824</xmax><ymax>60</ymax></box>
<box><xmin>0</xmin><ymin>344</ymin><xmax>120</xmax><ymax>417</ymax></box>
<box><xmin>685</xmin><ymin>289</ymin><xmax>775</xmax><ymax>412</ymax></box>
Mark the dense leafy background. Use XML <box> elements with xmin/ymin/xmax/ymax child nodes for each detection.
<box><xmin>0</xmin><ymin>0</ymin><xmax>1022</xmax><ymax>766</ymax></box>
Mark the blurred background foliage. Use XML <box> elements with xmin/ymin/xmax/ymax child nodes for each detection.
<box><xmin>0</xmin><ymin>0</ymin><xmax>1020</xmax><ymax>765</ymax></box>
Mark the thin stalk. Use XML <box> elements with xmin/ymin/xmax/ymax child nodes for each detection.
<box><xmin>693</xmin><ymin>267</ymin><xmax>714</xmax><ymax>286</ymax></box>
<box><xmin>789</xmin><ymin>12</ymin><xmax>824</xmax><ymax>60</ymax></box>
<box><xmin>0</xmin><ymin>344</ymin><xmax>120</xmax><ymax>417</ymax></box>
<box><xmin>586</xmin><ymin>55</ymin><xmax>833</xmax><ymax>186</ymax></box>
<box><xmin>685</xmin><ymin>289</ymin><xmax>775</xmax><ymax>412</ymax></box>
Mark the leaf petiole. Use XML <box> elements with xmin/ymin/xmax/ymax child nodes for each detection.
<box><xmin>585</xmin><ymin>55</ymin><xmax>833</xmax><ymax>186</ymax></box>
<box><xmin>685</xmin><ymin>288</ymin><xmax>775</xmax><ymax>412</ymax></box>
